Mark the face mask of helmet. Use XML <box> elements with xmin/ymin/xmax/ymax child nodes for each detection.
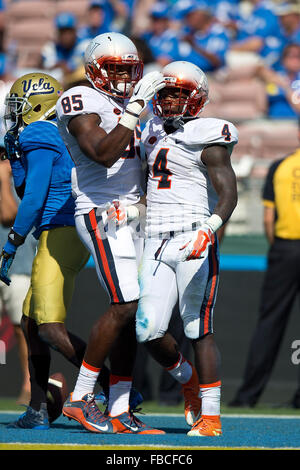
<box><xmin>153</xmin><ymin>85</ymin><xmax>207</xmax><ymax>119</ymax></box>
<box><xmin>4</xmin><ymin>95</ymin><xmax>31</xmax><ymax>133</ymax></box>
<box><xmin>86</xmin><ymin>57</ymin><xmax>143</xmax><ymax>99</ymax></box>
<box><xmin>101</xmin><ymin>62</ymin><xmax>141</xmax><ymax>98</ymax></box>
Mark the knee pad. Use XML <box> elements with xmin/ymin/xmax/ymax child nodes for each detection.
<box><xmin>183</xmin><ymin>317</ymin><xmax>201</xmax><ymax>340</ymax></box>
<box><xmin>136</xmin><ymin>304</ymin><xmax>164</xmax><ymax>343</ymax></box>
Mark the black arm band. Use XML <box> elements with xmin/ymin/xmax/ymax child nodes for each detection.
<box><xmin>8</xmin><ymin>229</ymin><xmax>26</xmax><ymax>247</ymax></box>
<box><xmin>125</xmin><ymin>109</ymin><xmax>140</xmax><ymax>118</ymax></box>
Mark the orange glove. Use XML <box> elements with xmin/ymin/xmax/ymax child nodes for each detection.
<box><xmin>106</xmin><ymin>200</ymin><xmax>140</xmax><ymax>226</ymax></box>
<box><xmin>106</xmin><ymin>200</ymin><xmax>127</xmax><ymax>226</ymax></box>
<box><xmin>180</xmin><ymin>225</ymin><xmax>213</xmax><ymax>261</ymax></box>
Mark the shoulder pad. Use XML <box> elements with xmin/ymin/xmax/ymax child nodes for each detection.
<box><xmin>56</xmin><ymin>85</ymin><xmax>107</xmax><ymax>121</ymax></box>
<box><xmin>184</xmin><ymin>118</ymin><xmax>238</xmax><ymax>147</ymax></box>
<box><xmin>19</xmin><ymin>121</ymin><xmax>64</xmax><ymax>152</ymax></box>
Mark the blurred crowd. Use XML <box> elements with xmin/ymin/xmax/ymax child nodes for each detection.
<box><xmin>0</xmin><ymin>0</ymin><xmax>298</xmax><ymax>129</ymax></box>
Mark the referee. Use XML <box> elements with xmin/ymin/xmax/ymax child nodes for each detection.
<box><xmin>230</xmin><ymin>120</ymin><xmax>300</xmax><ymax>408</ymax></box>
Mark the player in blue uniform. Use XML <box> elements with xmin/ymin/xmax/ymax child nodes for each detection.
<box><xmin>1</xmin><ymin>73</ymin><xmax>114</xmax><ymax>429</ymax></box>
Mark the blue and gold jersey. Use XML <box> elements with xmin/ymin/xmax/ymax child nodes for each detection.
<box><xmin>13</xmin><ymin>120</ymin><xmax>75</xmax><ymax>239</ymax></box>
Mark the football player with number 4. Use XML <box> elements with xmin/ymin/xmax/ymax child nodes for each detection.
<box><xmin>56</xmin><ymin>32</ymin><xmax>166</xmax><ymax>434</ymax></box>
<box><xmin>135</xmin><ymin>61</ymin><xmax>238</xmax><ymax>436</ymax></box>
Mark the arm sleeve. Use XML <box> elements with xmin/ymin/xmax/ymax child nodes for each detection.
<box><xmin>10</xmin><ymin>158</ymin><xmax>26</xmax><ymax>190</ymax></box>
<box><xmin>12</xmin><ymin>148</ymin><xmax>55</xmax><ymax>237</ymax></box>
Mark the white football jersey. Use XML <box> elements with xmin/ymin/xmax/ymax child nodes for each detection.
<box><xmin>142</xmin><ymin>116</ymin><xmax>238</xmax><ymax>237</ymax></box>
<box><xmin>56</xmin><ymin>85</ymin><xmax>143</xmax><ymax>215</ymax></box>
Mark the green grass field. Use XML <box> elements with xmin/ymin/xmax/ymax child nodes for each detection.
<box><xmin>1</xmin><ymin>397</ymin><xmax>300</xmax><ymax>416</ymax></box>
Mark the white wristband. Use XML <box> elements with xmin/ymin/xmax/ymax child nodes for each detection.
<box><xmin>119</xmin><ymin>101</ymin><xmax>143</xmax><ymax>131</ymax></box>
<box><xmin>126</xmin><ymin>205</ymin><xmax>140</xmax><ymax>222</ymax></box>
<box><xmin>205</xmin><ymin>214</ymin><xmax>223</xmax><ymax>233</ymax></box>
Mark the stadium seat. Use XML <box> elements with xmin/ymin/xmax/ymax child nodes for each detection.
<box><xmin>260</xmin><ymin>122</ymin><xmax>299</xmax><ymax>159</ymax></box>
<box><xmin>6</xmin><ymin>19</ymin><xmax>55</xmax><ymax>43</ymax></box>
<box><xmin>234</xmin><ymin>120</ymin><xmax>299</xmax><ymax>162</ymax></box>
<box><xmin>56</xmin><ymin>0</ymin><xmax>90</xmax><ymax>25</ymax></box>
<box><xmin>15</xmin><ymin>43</ymin><xmax>43</xmax><ymax>69</ymax></box>
<box><xmin>7</xmin><ymin>1</ymin><xmax>55</xmax><ymax>21</ymax></box>
<box><xmin>203</xmin><ymin>78</ymin><xmax>267</xmax><ymax>122</ymax></box>
<box><xmin>5</xmin><ymin>17</ymin><xmax>55</xmax><ymax>69</ymax></box>
<box><xmin>233</xmin><ymin>123</ymin><xmax>264</xmax><ymax>160</ymax></box>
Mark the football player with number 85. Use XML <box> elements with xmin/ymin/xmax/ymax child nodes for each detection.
<box><xmin>56</xmin><ymin>32</ymin><xmax>166</xmax><ymax>434</ymax></box>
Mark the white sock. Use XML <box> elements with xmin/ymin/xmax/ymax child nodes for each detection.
<box><xmin>166</xmin><ymin>353</ymin><xmax>193</xmax><ymax>384</ymax></box>
<box><xmin>72</xmin><ymin>361</ymin><xmax>100</xmax><ymax>401</ymax></box>
<box><xmin>199</xmin><ymin>382</ymin><xmax>221</xmax><ymax>416</ymax></box>
<box><xmin>108</xmin><ymin>375</ymin><xmax>132</xmax><ymax>417</ymax></box>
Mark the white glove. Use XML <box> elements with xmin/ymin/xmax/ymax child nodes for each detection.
<box><xmin>106</xmin><ymin>200</ymin><xmax>140</xmax><ymax>226</ymax></box>
<box><xmin>119</xmin><ymin>71</ymin><xmax>165</xmax><ymax>130</ymax></box>
<box><xmin>180</xmin><ymin>225</ymin><xmax>214</xmax><ymax>261</ymax></box>
<box><xmin>130</xmin><ymin>71</ymin><xmax>165</xmax><ymax>110</ymax></box>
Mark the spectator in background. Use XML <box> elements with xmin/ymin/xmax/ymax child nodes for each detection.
<box><xmin>0</xmin><ymin>146</ymin><xmax>36</xmax><ymax>406</ymax></box>
<box><xmin>277</xmin><ymin>2</ymin><xmax>300</xmax><ymax>46</ymax></box>
<box><xmin>179</xmin><ymin>1</ymin><xmax>230</xmax><ymax>72</ymax></box>
<box><xmin>214</xmin><ymin>0</ymin><xmax>240</xmax><ymax>25</ymax></box>
<box><xmin>130</xmin><ymin>35</ymin><xmax>157</xmax><ymax>74</ymax></box>
<box><xmin>141</xmin><ymin>2</ymin><xmax>181</xmax><ymax>67</ymax></box>
<box><xmin>40</xmin><ymin>13</ymin><xmax>86</xmax><ymax>80</ymax></box>
<box><xmin>231</xmin><ymin>0</ymin><xmax>284</xmax><ymax>67</ymax></box>
<box><xmin>0</xmin><ymin>0</ymin><xmax>5</xmax><ymax>75</ymax></box>
<box><xmin>257</xmin><ymin>43</ymin><xmax>300</xmax><ymax>119</ymax></box>
<box><xmin>229</xmin><ymin>119</ymin><xmax>300</xmax><ymax>409</ymax></box>
<box><xmin>78</xmin><ymin>0</ymin><xmax>113</xmax><ymax>42</ymax></box>
<box><xmin>79</xmin><ymin>0</ymin><xmax>129</xmax><ymax>34</ymax></box>
<box><xmin>108</xmin><ymin>0</ymin><xmax>130</xmax><ymax>32</ymax></box>
<box><xmin>0</xmin><ymin>0</ymin><xmax>4</xmax><ymax>46</ymax></box>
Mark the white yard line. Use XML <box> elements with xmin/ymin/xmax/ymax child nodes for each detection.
<box><xmin>2</xmin><ymin>411</ymin><xmax>300</xmax><ymax>419</ymax></box>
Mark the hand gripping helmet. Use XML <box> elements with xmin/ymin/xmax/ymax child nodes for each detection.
<box><xmin>84</xmin><ymin>32</ymin><xmax>143</xmax><ymax>99</ymax></box>
<box><xmin>4</xmin><ymin>72</ymin><xmax>63</xmax><ymax>132</ymax></box>
<box><xmin>153</xmin><ymin>61</ymin><xmax>209</xmax><ymax>119</ymax></box>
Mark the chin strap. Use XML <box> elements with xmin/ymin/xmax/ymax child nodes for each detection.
<box><xmin>39</xmin><ymin>105</ymin><xmax>56</xmax><ymax>122</ymax></box>
<box><xmin>163</xmin><ymin>116</ymin><xmax>184</xmax><ymax>134</ymax></box>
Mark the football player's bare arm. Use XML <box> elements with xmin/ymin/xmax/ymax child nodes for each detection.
<box><xmin>263</xmin><ymin>205</ymin><xmax>275</xmax><ymax>245</ymax></box>
<box><xmin>201</xmin><ymin>144</ymin><xmax>238</xmax><ymax>224</ymax></box>
<box><xmin>68</xmin><ymin>113</ymin><xmax>135</xmax><ymax>169</ymax></box>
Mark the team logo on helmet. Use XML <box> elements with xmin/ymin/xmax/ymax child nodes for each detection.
<box><xmin>22</xmin><ymin>78</ymin><xmax>55</xmax><ymax>95</ymax></box>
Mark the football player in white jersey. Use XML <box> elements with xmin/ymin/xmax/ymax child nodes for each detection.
<box><xmin>135</xmin><ymin>61</ymin><xmax>238</xmax><ymax>436</ymax></box>
<box><xmin>56</xmin><ymin>32</ymin><xmax>165</xmax><ymax>434</ymax></box>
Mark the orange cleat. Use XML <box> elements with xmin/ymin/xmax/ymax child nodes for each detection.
<box><xmin>182</xmin><ymin>365</ymin><xmax>202</xmax><ymax>426</ymax></box>
<box><xmin>109</xmin><ymin>411</ymin><xmax>165</xmax><ymax>434</ymax></box>
<box><xmin>62</xmin><ymin>393</ymin><xmax>112</xmax><ymax>433</ymax></box>
<box><xmin>187</xmin><ymin>415</ymin><xmax>222</xmax><ymax>436</ymax></box>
